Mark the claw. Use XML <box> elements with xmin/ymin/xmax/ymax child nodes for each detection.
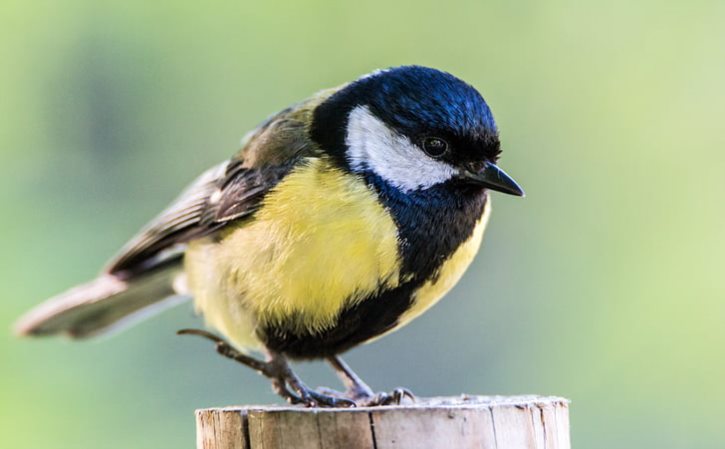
<box><xmin>392</xmin><ymin>387</ymin><xmax>416</xmax><ymax>403</ymax></box>
<box><xmin>298</xmin><ymin>391</ymin><xmax>317</xmax><ymax>407</ymax></box>
<box><xmin>325</xmin><ymin>356</ymin><xmax>415</xmax><ymax>406</ymax></box>
<box><xmin>360</xmin><ymin>388</ymin><xmax>416</xmax><ymax>406</ymax></box>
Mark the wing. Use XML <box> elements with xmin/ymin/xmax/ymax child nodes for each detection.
<box><xmin>105</xmin><ymin>99</ymin><xmax>324</xmax><ymax>276</ymax></box>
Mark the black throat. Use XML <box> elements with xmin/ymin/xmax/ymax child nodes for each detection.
<box><xmin>363</xmin><ymin>172</ymin><xmax>488</xmax><ymax>283</ymax></box>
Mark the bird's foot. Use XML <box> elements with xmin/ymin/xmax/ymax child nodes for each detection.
<box><xmin>324</xmin><ymin>355</ymin><xmax>414</xmax><ymax>406</ymax></box>
<box><xmin>314</xmin><ymin>386</ymin><xmax>414</xmax><ymax>406</ymax></box>
<box><xmin>314</xmin><ymin>386</ymin><xmax>350</xmax><ymax>399</ymax></box>
<box><xmin>177</xmin><ymin>328</ymin><xmax>355</xmax><ymax>408</ymax></box>
<box><xmin>281</xmin><ymin>375</ymin><xmax>355</xmax><ymax>408</ymax></box>
<box><xmin>316</xmin><ymin>385</ymin><xmax>415</xmax><ymax>406</ymax></box>
<box><xmin>356</xmin><ymin>387</ymin><xmax>416</xmax><ymax>406</ymax></box>
<box><xmin>269</xmin><ymin>376</ymin><xmax>350</xmax><ymax>407</ymax></box>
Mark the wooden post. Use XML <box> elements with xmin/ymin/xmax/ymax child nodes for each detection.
<box><xmin>196</xmin><ymin>395</ymin><xmax>570</xmax><ymax>449</ymax></box>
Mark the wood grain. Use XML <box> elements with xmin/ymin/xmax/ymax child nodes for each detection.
<box><xmin>196</xmin><ymin>395</ymin><xmax>570</xmax><ymax>449</ymax></box>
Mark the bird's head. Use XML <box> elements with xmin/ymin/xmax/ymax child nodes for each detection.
<box><xmin>311</xmin><ymin>66</ymin><xmax>524</xmax><ymax>196</ymax></box>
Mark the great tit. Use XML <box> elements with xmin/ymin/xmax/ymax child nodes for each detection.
<box><xmin>16</xmin><ymin>66</ymin><xmax>524</xmax><ymax>407</ymax></box>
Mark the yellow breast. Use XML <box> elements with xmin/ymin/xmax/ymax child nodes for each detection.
<box><xmin>185</xmin><ymin>157</ymin><xmax>401</xmax><ymax>350</ymax></box>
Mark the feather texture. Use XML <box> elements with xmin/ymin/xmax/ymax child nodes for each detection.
<box><xmin>14</xmin><ymin>265</ymin><xmax>182</xmax><ymax>338</ymax></box>
<box><xmin>186</xmin><ymin>157</ymin><xmax>402</xmax><ymax>350</ymax></box>
<box><xmin>16</xmin><ymin>89</ymin><xmax>337</xmax><ymax>339</ymax></box>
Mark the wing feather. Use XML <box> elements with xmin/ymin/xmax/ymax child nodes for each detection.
<box><xmin>104</xmin><ymin>96</ymin><xmax>325</xmax><ymax>276</ymax></box>
<box><xmin>105</xmin><ymin>161</ymin><xmax>228</xmax><ymax>274</ymax></box>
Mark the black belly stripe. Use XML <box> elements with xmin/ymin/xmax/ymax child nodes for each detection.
<box><xmin>262</xmin><ymin>283</ymin><xmax>419</xmax><ymax>358</ymax></box>
<box><xmin>261</xmin><ymin>174</ymin><xmax>488</xmax><ymax>359</ymax></box>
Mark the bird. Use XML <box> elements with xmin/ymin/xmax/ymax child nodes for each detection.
<box><xmin>15</xmin><ymin>66</ymin><xmax>524</xmax><ymax>407</ymax></box>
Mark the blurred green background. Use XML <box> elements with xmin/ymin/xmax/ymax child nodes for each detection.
<box><xmin>2</xmin><ymin>0</ymin><xmax>724</xmax><ymax>448</ymax></box>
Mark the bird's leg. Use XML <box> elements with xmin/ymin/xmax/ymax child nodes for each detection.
<box><xmin>177</xmin><ymin>329</ymin><xmax>354</xmax><ymax>408</ymax></box>
<box><xmin>266</xmin><ymin>352</ymin><xmax>357</xmax><ymax>408</ymax></box>
<box><xmin>326</xmin><ymin>355</ymin><xmax>374</xmax><ymax>400</ymax></box>
<box><xmin>326</xmin><ymin>355</ymin><xmax>416</xmax><ymax>406</ymax></box>
<box><xmin>178</xmin><ymin>328</ymin><xmax>300</xmax><ymax>403</ymax></box>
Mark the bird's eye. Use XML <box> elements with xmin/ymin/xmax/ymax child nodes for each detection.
<box><xmin>422</xmin><ymin>137</ymin><xmax>448</xmax><ymax>158</ymax></box>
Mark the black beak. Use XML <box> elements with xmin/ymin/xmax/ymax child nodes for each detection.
<box><xmin>460</xmin><ymin>162</ymin><xmax>525</xmax><ymax>197</ymax></box>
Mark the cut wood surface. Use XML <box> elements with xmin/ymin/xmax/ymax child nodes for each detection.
<box><xmin>196</xmin><ymin>395</ymin><xmax>570</xmax><ymax>449</ymax></box>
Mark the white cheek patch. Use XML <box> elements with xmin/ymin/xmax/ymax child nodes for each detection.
<box><xmin>345</xmin><ymin>106</ymin><xmax>457</xmax><ymax>192</ymax></box>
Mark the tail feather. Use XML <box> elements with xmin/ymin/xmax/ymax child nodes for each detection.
<box><xmin>15</xmin><ymin>265</ymin><xmax>186</xmax><ymax>338</ymax></box>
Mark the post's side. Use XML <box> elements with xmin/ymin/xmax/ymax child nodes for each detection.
<box><xmin>196</xmin><ymin>395</ymin><xmax>570</xmax><ymax>449</ymax></box>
